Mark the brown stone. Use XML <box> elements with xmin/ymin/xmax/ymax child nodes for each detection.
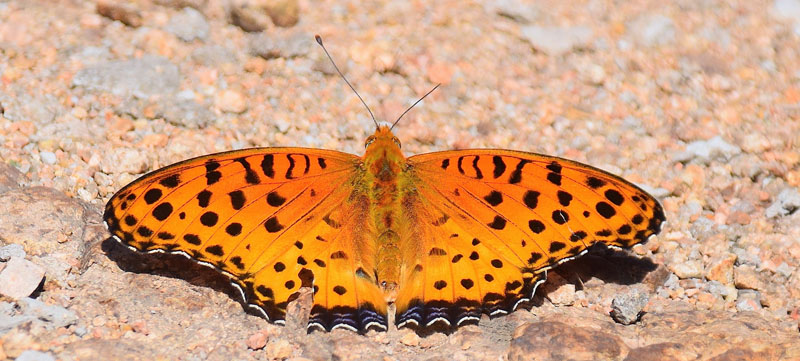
<box><xmin>96</xmin><ymin>0</ymin><xmax>142</xmax><ymax>27</ymax></box>
<box><xmin>705</xmin><ymin>253</ymin><xmax>736</xmax><ymax>285</ymax></box>
<box><xmin>733</xmin><ymin>265</ymin><xmax>765</xmax><ymax>290</ymax></box>
<box><xmin>623</xmin><ymin>343</ymin><xmax>698</xmax><ymax>361</ymax></box>
<box><xmin>508</xmin><ymin>321</ymin><xmax>628</xmax><ymax>361</ymax></box>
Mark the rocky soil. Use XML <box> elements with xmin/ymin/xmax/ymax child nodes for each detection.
<box><xmin>1</xmin><ymin>0</ymin><xmax>799</xmax><ymax>360</ymax></box>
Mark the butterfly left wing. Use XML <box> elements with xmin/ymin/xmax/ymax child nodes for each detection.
<box><xmin>394</xmin><ymin>150</ymin><xmax>665</xmax><ymax>327</ymax></box>
<box><xmin>104</xmin><ymin>148</ymin><xmax>389</xmax><ymax>332</ymax></box>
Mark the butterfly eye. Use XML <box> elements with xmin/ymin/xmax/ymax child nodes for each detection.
<box><xmin>392</xmin><ymin>137</ymin><xmax>401</xmax><ymax>148</ymax></box>
<box><xmin>365</xmin><ymin>136</ymin><xmax>376</xmax><ymax>148</ymax></box>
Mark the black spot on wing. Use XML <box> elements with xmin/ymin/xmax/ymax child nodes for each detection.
<box><xmin>546</xmin><ymin>172</ymin><xmax>562</xmax><ymax>185</ymax></box>
<box><xmin>225</xmin><ymin>222</ymin><xmax>242</xmax><ymax>236</ymax></box>
<box><xmin>267</xmin><ymin>191</ymin><xmax>286</xmax><ymax>207</ymax></box>
<box><xmin>557</xmin><ymin>190</ymin><xmax>572</xmax><ymax>206</ymax></box>
<box><xmin>605</xmin><ymin>189</ymin><xmax>625</xmax><ymax>206</ymax></box>
<box><xmin>152</xmin><ymin>202</ymin><xmax>173</xmax><ymax>221</ymax></box>
<box><xmin>549</xmin><ymin>242</ymin><xmax>566</xmax><ymax>252</ymax></box>
<box><xmin>234</xmin><ymin>157</ymin><xmax>260</xmax><ymax>185</ymax></box>
<box><xmin>264</xmin><ymin>216</ymin><xmax>284</xmax><ymax>233</ymax></box>
<box><xmin>441</xmin><ymin>158</ymin><xmax>450</xmax><ymax>170</ymax></box>
<box><xmin>231</xmin><ymin>256</ymin><xmax>245</xmax><ymax>269</ymax></box>
<box><xmin>159</xmin><ymin>174</ymin><xmax>180</xmax><ymax>188</ymax></box>
<box><xmin>184</xmin><ymin>234</ymin><xmax>201</xmax><ymax>245</ymax></box>
<box><xmin>204</xmin><ymin>161</ymin><xmax>222</xmax><ymax>185</ymax></box>
<box><xmin>205</xmin><ymin>245</ymin><xmax>224</xmax><ymax>257</ymax></box>
<box><xmin>546</xmin><ymin>161</ymin><xmax>562</xmax><ymax>173</ymax></box>
<box><xmin>200</xmin><ymin>212</ymin><xmax>219</xmax><ymax>226</ymax></box>
<box><xmin>484</xmin><ymin>191</ymin><xmax>503</xmax><ymax>206</ymax></box>
<box><xmin>429</xmin><ymin>247</ymin><xmax>447</xmax><ymax>256</ymax></box>
<box><xmin>472</xmin><ymin>156</ymin><xmax>483</xmax><ymax>179</ymax></box>
<box><xmin>317</xmin><ymin>157</ymin><xmax>327</xmax><ymax>169</ymax></box>
<box><xmin>586</xmin><ymin>176</ymin><xmax>606</xmax><ymax>189</ymax></box>
<box><xmin>492</xmin><ymin>156</ymin><xmax>506</xmax><ymax>178</ymax></box>
<box><xmin>137</xmin><ymin>226</ymin><xmax>153</xmax><ymax>237</ymax></box>
<box><xmin>197</xmin><ymin>190</ymin><xmax>212</xmax><ymax>208</ymax></box>
<box><xmin>528</xmin><ymin>252</ymin><xmax>542</xmax><ymax>264</ymax></box>
<box><xmin>523</xmin><ymin>190</ymin><xmax>540</xmax><ymax>209</ymax></box>
<box><xmin>596</xmin><ymin>201</ymin><xmax>616</xmax><ymax>219</ymax></box>
<box><xmin>488</xmin><ymin>215</ymin><xmax>507</xmax><ymax>230</ymax></box>
<box><xmin>228</xmin><ymin>190</ymin><xmax>246</xmax><ymax>210</ymax></box>
<box><xmin>144</xmin><ymin>189</ymin><xmax>162</xmax><ymax>205</ymax></box>
<box><xmin>528</xmin><ymin>219</ymin><xmax>545</xmax><ymax>233</ymax></box>
<box><xmin>596</xmin><ymin>229</ymin><xmax>612</xmax><ymax>237</ymax></box>
<box><xmin>509</xmin><ymin>159</ymin><xmax>530</xmax><ymax>184</ymax></box>
<box><xmin>552</xmin><ymin>210</ymin><xmax>569</xmax><ymax>224</ymax></box>
<box><xmin>261</xmin><ymin>154</ymin><xmax>275</xmax><ymax>178</ymax></box>
<box><xmin>570</xmin><ymin>231</ymin><xmax>587</xmax><ymax>242</ymax></box>
<box><xmin>301</xmin><ymin>154</ymin><xmax>310</xmax><ymax>175</ymax></box>
<box><xmin>285</xmin><ymin>154</ymin><xmax>296</xmax><ymax>179</ymax></box>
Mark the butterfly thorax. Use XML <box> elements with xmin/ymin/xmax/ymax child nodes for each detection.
<box><xmin>362</xmin><ymin>126</ymin><xmax>407</xmax><ymax>298</ymax></box>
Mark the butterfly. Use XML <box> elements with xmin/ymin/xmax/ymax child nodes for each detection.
<box><xmin>103</xmin><ymin>36</ymin><xmax>666</xmax><ymax>333</ymax></box>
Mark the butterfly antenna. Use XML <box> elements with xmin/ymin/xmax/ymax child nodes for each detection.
<box><xmin>315</xmin><ymin>35</ymin><xmax>378</xmax><ymax>128</ymax></box>
<box><xmin>390</xmin><ymin>83</ymin><xmax>440</xmax><ymax>130</ymax></box>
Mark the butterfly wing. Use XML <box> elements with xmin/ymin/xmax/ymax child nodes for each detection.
<box><xmin>104</xmin><ymin>148</ymin><xmax>388</xmax><ymax>332</ymax></box>
<box><xmin>395</xmin><ymin>150</ymin><xmax>666</xmax><ymax>327</ymax></box>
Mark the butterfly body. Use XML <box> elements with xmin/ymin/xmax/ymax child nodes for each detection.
<box><xmin>104</xmin><ymin>124</ymin><xmax>665</xmax><ymax>333</ymax></box>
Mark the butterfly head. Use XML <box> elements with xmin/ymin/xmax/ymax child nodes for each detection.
<box><xmin>365</xmin><ymin>125</ymin><xmax>402</xmax><ymax>150</ymax></box>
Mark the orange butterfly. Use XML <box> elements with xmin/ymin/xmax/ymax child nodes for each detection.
<box><xmin>104</xmin><ymin>37</ymin><xmax>665</xmax><ymax>333</ymax></box>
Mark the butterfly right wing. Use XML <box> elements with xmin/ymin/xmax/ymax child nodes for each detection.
<box><xmin>392</xmin><ymin>150</ymin><xmax>665</xmax><ymax>327</ymax></box>
<box><xmin>104</xmin><ymin>148</ymin><xmax>388</xmax><ymax>332</ymax></box>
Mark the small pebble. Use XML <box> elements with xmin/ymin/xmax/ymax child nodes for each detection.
<box><xmin>765</xmin><ymin>188</ymin><xmax>800</xmax><ymax>218</ymax></box>
<box><xmin>73</xmin><ymin>326</ymin><xmax>88</xmax><ymax>337</ymax></box>
<box><xmin>736</xmin><ymin>290</ymin><xmax>762</xmax><ymax>311</ymax></box>
<box><xmin>246</xmin><ymin>331</ymin><xmax>268</xmax><ymax>350</ymax></box>
<box><xmin>165</xmin><ymin>7</ymin><xmax>209</xmax><ymax>42</ymax></box>
<box><xmin>18</xmin><ymin>298</ymin><xmax>78</xmax><ymax>329</ymax></box>
<box><xmin>40</xmin><ymin>151</ymin><xmax>56</xmax><ymax>165</ymax></box>
<box><xmin>611</xmin><ymin>287</ymin><xmax>650</xmax><ymax>325</ymax></box>
<box><xmin>0</xmin><ymin>244</ymin><xmax>26</xmax><ymax>261</ymax></box>
<box><xmin>263</xmin><ymin>0</ymin><xmax>300</xmax><ymax>27</ymax></box>
<box><xmin>0</xmin><ymin>257</ymin><xmax>45</xmax><ymax>299</ymax></box>
<box><xmin>95</xmin><ymin>0</ymin><xmax>142</xmax><ymax>27</ymax></box>
<box><xmin>520</xmin><ymin>25</ymin><xmax>593</xmax><ymax>56</ymax></box>
<box><xmin>15</xmin><ymin>350</ymin><xmax>56</xmax><ymax>361</ymax></box>
<box><xmin>774</xmin><ymin>0</ymin><xmax>800</xmax><ymax>22</ymax></box>
<box><xmin>668</xmin><ymin>260</ymin><xmax>704</xmax><ymax>279</ymax></box>
<box><xmin>547</xmin><ymin>283</ymin><xmax>576</xmax><ymax>306</ymax></box>
<box><xmin>629</xmin><ymin>14</ymin><xmax>676</xmax><ymax>47</ymax></box>
<box><xmin>216</xmin><ymin>90</ymin><xmax>248</xmax><ymax>114</ymax></box>
<box><xmin>400</xmin><ymin>330</ymin><xmax>421</xmax><ymax>346</ymax></box>
<box><xmin>675</xmin><ymin>136</ymin><xmax>742</xmax><ymax>164</ymax></box>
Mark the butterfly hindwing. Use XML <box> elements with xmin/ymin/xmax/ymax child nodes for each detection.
<box><xmin>394</xmin><ymin>150</ymin><xmax>665</xmax><ymax>326</ymax></box>
<box><xmin>104</xmin><ymin>148</ymin><xmax>388</xmax><ymax>331</ymax></box>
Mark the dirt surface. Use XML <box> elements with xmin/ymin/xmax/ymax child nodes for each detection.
<box><xmin>1</xmin><ymin>0</ymin><xmax>800</xmax><ymax>360</ymax></box>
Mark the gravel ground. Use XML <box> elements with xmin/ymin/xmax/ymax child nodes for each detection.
<box><xmin>1</xmin><ymin>0</ymin><xmax>799</xmax><ymax>360</ymax></box>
